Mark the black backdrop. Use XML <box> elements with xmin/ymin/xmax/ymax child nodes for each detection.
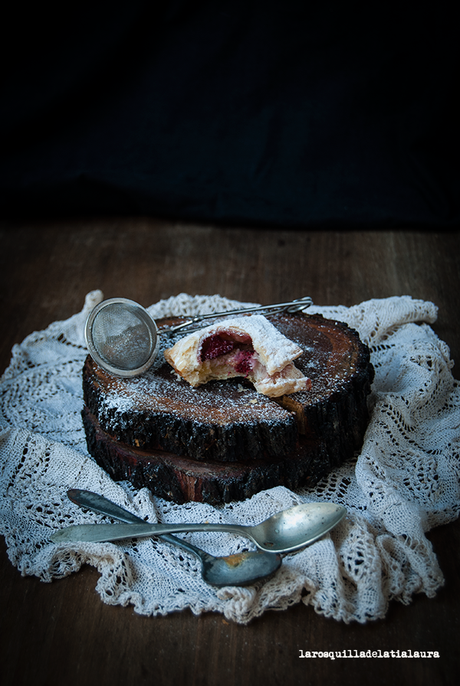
<box><xmin>1</xmin><ymin>1</ymin><xmax>458</xmax><ymax>227</ymax></box>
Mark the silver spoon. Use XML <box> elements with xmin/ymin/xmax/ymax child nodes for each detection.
<box><xmin>84</xmin><ymin>295</ymin><xmax>313</xmax><ymax>377</ymax></box>
<box><xmin>51</xmin><ymin>500</ymin><xmax>346</xmax><ymax>553</ymax></box>
<box><xmin>66</xmin><ymin>489</ymin><xmax>281</xmax><ymax>587</ymax></box>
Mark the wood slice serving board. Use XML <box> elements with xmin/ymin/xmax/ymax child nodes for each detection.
<box><xmin>82</xmin><ymin>312</ymin><xmax>374</xmax><ymax>504</ymax></box>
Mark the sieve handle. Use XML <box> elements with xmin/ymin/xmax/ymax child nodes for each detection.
<box><xmin>165</xmin><ymin>296</ymin><xmax>313</xmax><ymax>333</ymax></box>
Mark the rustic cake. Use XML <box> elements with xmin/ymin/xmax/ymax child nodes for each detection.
<box><xmin>82</xmin><ymin>312</ymin><xmax>374</xmax><ymax>504</ymax></box>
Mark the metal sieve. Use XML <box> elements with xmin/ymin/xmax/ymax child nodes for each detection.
<box><xmin>85</xmin><ymin>298</ymin><xmax>160</xmax><ymax>377</ymax></box>
<box><xmin>85</xmin><ymin>296</ymin><xmax>313</xmax><ymax>377</ymax></box>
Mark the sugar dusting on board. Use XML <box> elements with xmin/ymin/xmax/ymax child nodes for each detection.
<box><xmin>98</xmin><ymin>312</ymin><xmax>358</xmax><ymax>423</ymax></box>
<box><xmin>100</xmin><ymin>364</ymin><xmax>293</xmax><ymax>425</ymax></box>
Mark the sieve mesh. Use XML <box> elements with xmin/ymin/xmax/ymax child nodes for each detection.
<box><xmin>85</xmin><ymin>299</ymin><xmax>159</xmax><ymax>376</ymax></box>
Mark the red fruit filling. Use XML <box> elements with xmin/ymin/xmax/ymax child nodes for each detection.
<box><xmin>200</xmin><ymin>334</ymin><xmax>235</xmax><ymax>361</ymax></box>
<box><xmin>232</xmin><ymin>349</ymin><xmax>255</xmax><ymax>375</ymax></box>
<box><xmin>200</xmin><ymin>332</ymin><xmax>256</xmax><ymax>377</ymax></box>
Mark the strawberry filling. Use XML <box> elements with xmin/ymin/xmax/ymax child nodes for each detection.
<box><xmin>200</xmin><ymin>334</ymin><xmax>234</xmax><ymax>360</ymax></box>
<box><xmin>199</xmin><ymin>332</ymin><xmax>256</xmax><ymax>377</ymax></box>
<box><xmin>231</xmin><ymin>349</ymin><xmax>255</xmax><ymax>375</ymax></box>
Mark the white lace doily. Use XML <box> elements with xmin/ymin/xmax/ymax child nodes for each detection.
<box><xmin>1</xmin><ymin>292</ymin><xmax>459</xmax><ymax>624</ymax></box>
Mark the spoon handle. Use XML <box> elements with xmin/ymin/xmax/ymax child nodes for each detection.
<box><xmin>50</xmin><ymin>520</ymin><xmax>256</xmax><ymax>548</ymax></box>
<box><xmin>68</xmin><ymin>489</ymin><xmax>145</xmax><ymax>524</ymax></box>
<box><xmin>67</xmin><ymin>489</ymin><xmax>209</xmax><ymax>562</ymax></box>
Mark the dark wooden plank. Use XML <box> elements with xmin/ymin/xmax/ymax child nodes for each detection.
<box><xmin>2</xmin><ymin>222</ymin><xmax>458</xmax><ymax>366</ymax></box>
<box><xmin>1</xmin><ymin>220</ymin><xmax>459</xmax><ymax>686</ymax></box>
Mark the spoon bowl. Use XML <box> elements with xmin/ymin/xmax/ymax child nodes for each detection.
<box><xmin>197</xmin><ymin>549</ymin><xmax>281</xmax><ymax>587</ymax></box>
<box><xmin>52</xmin><ymin>496</ymin><xmax>346</xmax><ymax>554</ymax></box>
<box><xmin>66</xmin><ymin>489</ymin><xmax>281</xmax><ymax>587</ymax></box>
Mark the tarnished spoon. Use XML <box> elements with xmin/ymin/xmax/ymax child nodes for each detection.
<box><xmin>66</xmin><ymin>489</ymin><xmax>281</xmax><ymax>587</ymax></box>
<box><xmin>51</xmin><ymin>499</ymin><xmax>346</xmax><ymax>554</ymax></box>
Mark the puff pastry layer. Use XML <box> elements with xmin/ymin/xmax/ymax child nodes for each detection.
<box><xmin>164</xmin><ymin>314</ymin><xmax>311</xmax><ymax>397</ymax></box>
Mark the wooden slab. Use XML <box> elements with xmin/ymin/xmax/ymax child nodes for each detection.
<box><xmin>82</xmin><ymin>313</ymin><xmax>373</xmax><ymax>503</ymax></box>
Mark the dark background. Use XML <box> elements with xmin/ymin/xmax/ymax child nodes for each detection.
<box><xmin>1</xmin><ymin>0</ymin><xmax>458</xmax><ymax>227</ymax></box>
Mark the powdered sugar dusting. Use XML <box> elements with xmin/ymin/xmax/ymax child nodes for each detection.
<box><xmin>100</xmin><ymin>365</ymin><xmax>292</xmax><ymax>426</ymax></box>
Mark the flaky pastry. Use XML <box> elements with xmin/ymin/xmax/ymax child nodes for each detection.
<box><xmin>164</xmin><ymin>314</ymin><xmax>311</xmax><ymax>397</ymax></box>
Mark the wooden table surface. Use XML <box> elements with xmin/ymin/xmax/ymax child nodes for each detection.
<box><xmin>1</xmin><ymin>218</ymin><xmax>459</xmax><ymax>686</ymax></box>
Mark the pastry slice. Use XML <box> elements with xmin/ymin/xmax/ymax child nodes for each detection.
<box><xmin>164</xmin><ymin>314</ymin><xmax>311</xmax><ymax>397</ymax></box>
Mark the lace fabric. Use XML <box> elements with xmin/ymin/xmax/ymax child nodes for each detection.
<box><xmin>1</xmin><ymin>291</ymin><xmax>459</xmax><ymax>624</ymax></box>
